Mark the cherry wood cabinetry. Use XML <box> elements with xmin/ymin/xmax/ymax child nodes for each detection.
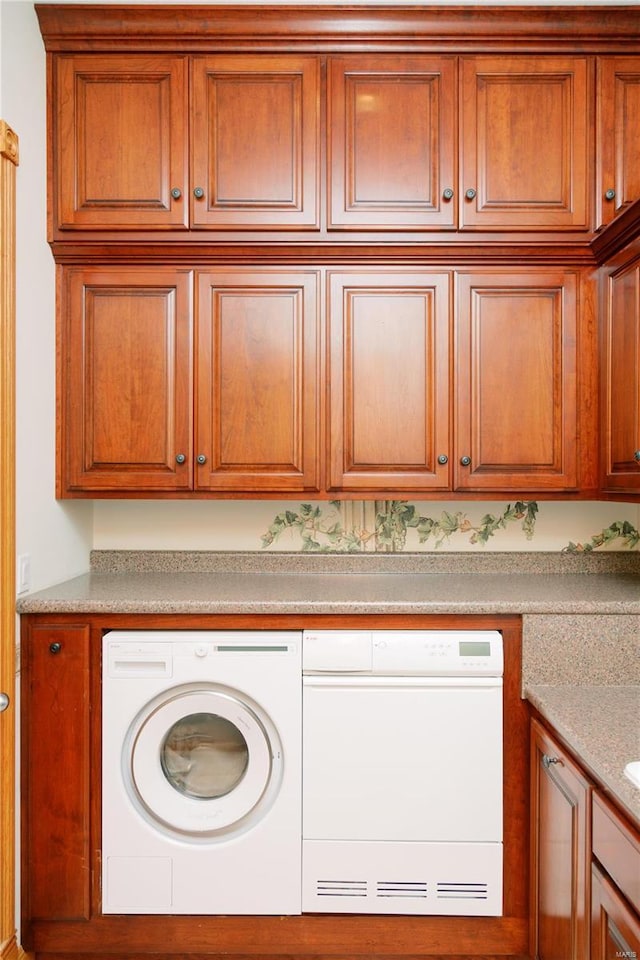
<box><xmin>190</xmin><ymin>56</ymin><xmax>320</xmax><ymax>230</ymax></box>
<box><xmin>460</xmin><ymin>57</ymin><xmax>590</xmax><ymax>232</ymax></box>
<box><xmin>195</xmin><ymin>269</ymin><xmax>320</xmax><ymax>492</ymax></box>
<box><xmin>59</xmin><ymin>267</ymin><xmax>320</xmax><ymax>496</ymax></box>
<box><xmin>60</xmin><ymin>267</ymin><xmax>194</xmax><ymax>494</ymax></box>
<box><xmin>601</xmin><ymin>254</ymin><xmax>640</xmax><ymax>496</ymax></box>
<box><xmin>530</xmin><ymin>718</ymin><xmax>592</xmax><ymax>960</ymax></box>
<box><xmin>21</xmin><ymin>623</ymin><xmax>93</xmax><ymax>925</ymax></box>
<box><xmin>327</xmin><ymin>270</ymin><xmax>451</xmax><ymax>492</ymax></box>
<box><xmin>591</xmin><ymin>793</ymin><xmax>640</xmax><ymax>960</ymax></box>
<box><xmin>597</xmin><ymin>58</ymin><xmax>640</xmax><ymax>229</ymax></box>
<box><xmin>456</xmin><ymin>271</ymin><xmax>579</xmax><ymax>492</ymax></box>
<box><xmin>327</xmin><ymin>56</ymin><xmax>456</xmax><ymax>231</ymax></box>
<box><xmin>53</xmin><ymin>55</ymin><xmax>189</xmax><ymax>231</ymax></box>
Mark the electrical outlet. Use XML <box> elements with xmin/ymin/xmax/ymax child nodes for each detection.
<box><xmin>17</xmin><ymin>553</ymin><xmax>31</xmax><ymax>594</ymax></box>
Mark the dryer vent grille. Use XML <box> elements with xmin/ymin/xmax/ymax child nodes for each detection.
<box><xmin>436</xmin><ymin>881</ymin><xmax>489</xmax><ymax>900</ymax></box>
<box><xmin>377</xmin><ymin>881</ymin><xmax>428</xmax><ymax>899</ymax></box>
<box><xmin>316</xmin><ymin>879</ymin><xmax>367</xmax><ymax>898</ymax></box>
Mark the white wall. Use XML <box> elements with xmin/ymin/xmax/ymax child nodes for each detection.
<box><xmin>2</xmin><ymin>1</ymin><xmax>92</xmax><ymax>592</ymax></box>
<box><xmin>1</xmin><ymin>1</ymin><xmax>639</xmax><ymax>573</ymax></box>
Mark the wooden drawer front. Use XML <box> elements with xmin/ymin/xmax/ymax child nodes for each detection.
<box><xmin>592</xmin><ymin>793</ymin><xmax>640</xmax><ymax>910</ymax></box>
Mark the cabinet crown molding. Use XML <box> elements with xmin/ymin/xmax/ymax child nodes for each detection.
<box><xmin>36</xmin><ymin>4</ymin><xmax>640</xmax><ymax>53</ymax></box>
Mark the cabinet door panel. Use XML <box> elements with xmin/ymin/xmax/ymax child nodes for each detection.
<box><xmin>591</xmin><ymin>864</ymin><xmax>640</xmax><ymax>960</ymax></box>
<box><xmin>456</xmin><ymin>272</ymin><xmax>578</xmax><ymax>491</ymax></box>
<box><xmin>597</xmin><ymin>57</ymin><xmax>640</xmax><ymax>228</ymax></box>
<box><xmin>328</xmin><ymin>271</ymin><xmax>450</xmax><ymax>492</ymax></box>
<box><xmin>329</xmin><ymin>56</ymin><xmax>456</xmax><ymax>229</ymax></box>
<box><xmin>196</xmin><ymin>270</ymin><xmax>319</xmax><ymax>491</ymax></box>
<box><xmin>54</xmin><ymin>55</ymin><xmax>188</xmax><ymax>230</ymax></box>
<box><xmin>22</xmin><ymin>624</ymin><xmax>91</xmax><ymax>923</ymax></box>
<box><xmin>530</xmin><ymin>720</ymin><xmax>591</xmax><ymax>960</ymax></box>
<box><xmin>602</xmin><ymin>258</ymin><xmax>640</xmax><ymax>494</ymax></box>
<box><xmin>460</xmin><ymin>57</ymin><xmax>590</xmax><ymax>230</ymax></box>
<box><xmin>191</xmin><ymin>56</ymin><xmax>319</xmax><ymax>229</ymax></box>
<box><xmin>62</xmin><ymin>269</ymin><xmax>193</xmax><ymax>493</ymax></box>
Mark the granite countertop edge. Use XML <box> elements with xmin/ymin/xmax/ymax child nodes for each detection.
<box><xmin>526</xmin><ymin>683</ymin><xmax>640</xmax><ymax>826</ymax></box>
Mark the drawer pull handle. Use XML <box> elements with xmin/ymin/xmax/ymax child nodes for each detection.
<box><xmin>542</xmin><ymin>754</ymin><xmax>563</xmax><ymax>770</ymax></box>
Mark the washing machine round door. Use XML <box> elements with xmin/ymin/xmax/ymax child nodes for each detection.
<box><xmin>125</xmin><ymin>684</ymin><xmax>282</xmax><ymax>840</ymax></box>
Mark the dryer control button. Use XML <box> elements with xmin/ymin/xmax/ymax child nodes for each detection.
<box><xmin>194</xmin><ymin>644</ymin><xmax>209</xmax><ymax>658</ymax></box>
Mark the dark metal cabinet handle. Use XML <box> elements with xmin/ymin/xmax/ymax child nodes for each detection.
<box><xmin>175</xmin><ymin>453</ymin><xmax>186</xmax><ymax>464</ymax></box>
<box><xmin>634</xmin><ymin>450</ymin><xmax>640</xmax><ymax>462</ymax></box>
<box><xmin>437</xmin><ymin>454</ymin><xmax>449</xmax><ymax>465</ymax></box>
<box><xmin>542</xmin><ymin>754</ymin><xmax>563</xmax><ymax>770</ymax></box>
<box><xmin>465</xmin><ymin>188</ymin><xmax>477</xmax><ymax>200</ymax></box>
<box><xmin>196</xmin><ymin>454</ymin><xmax>207</xmax><ymax>465</ymax></box>
<box><xmin>170</xmin><ymin>187</ymin><xmax>182</xmax><ymax>200</ymax></box>
<box><xmin>193</xmin><ymin>187</ymin><xmax>205</xmax><ymax>199</ymax></box>
<box><xmin>460</xmin><ymin>455</ymin><xmax>471</xmax><ymax>467</ymax></box>
<box><xmin>49</xmin><ymin>642</ymin><xmax>62</xmax><ymax>654</ymax></box>
<box><xmin>605</xmin><ymin>188</ymin><xmax>616</xmax><ymax>201</ymax></box>
<box><xmin>442</xmin><ymin>188</ymin><xmax>454</xmax><ymax>201</ymax></box>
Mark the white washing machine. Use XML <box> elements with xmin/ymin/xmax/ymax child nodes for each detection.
<box><xmin>102</xmin><ymin>630</ymin><xmax>301</xmax><ymax>915</ymax></box>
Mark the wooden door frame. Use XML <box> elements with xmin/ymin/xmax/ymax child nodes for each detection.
<box><xmin>0</xmin><ymin>119</ymin><xmax>20</xmax><ymax>960</ymax></box>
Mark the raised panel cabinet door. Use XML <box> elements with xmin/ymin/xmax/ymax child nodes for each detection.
<box><xmin>455</xmin><ymin>271</ymin><xmax>578</xmax><ymax>491</ymax></box>
<box><xmin>61</xmin><ymin>268</ymin><xmax>193</xmax><ymax>494</ymax></box>
<box><xmin>601</xmin><ymin>257</ymin><xmax>640</xmax><ymax>495</ymax></box>
<box><xmin>21</xmin><ymin>623</ymin><xmax>91</xmax><ymax>934</ymax></box>
<box><xmin>591</xmin><ymin>864</ymin><xmax>640</xmax><ymax>960</ymax></box>
<box><xmin>53</xmin><ymin>55</ymin><xmax>188</xmax><ymax>231</ymax></box>
<box><xmin>191</xmin><ymin>56</ymin><xmax>320</xmax><ymax>229</ymax></box>
<box><xmin>460</xmin><ymin>57</ymin><xmax>590</xmax><ymax>231</ymax></box>
<box><xmin>530</xmin><ymin>720</ymin><xmax>591</xmax><ymax>960</ymax></box>
<box><xmin>597</xmin><ymin>57</ymin><xmax>640</xmax><ymax>229</ymax></box>
<box><xmin>196</xmin><ymin>270</ymin><xmax>320</xmax><ymax>492</ymax></box>
<box><xmin>328</xmin><ymin>56</ymin><xmax>456</xmax><ymax>229</ymax></box>
<box><xmin>328</xmin><ymin>270</ymin><xmax>451</xmax><ymax>492</ymax></box>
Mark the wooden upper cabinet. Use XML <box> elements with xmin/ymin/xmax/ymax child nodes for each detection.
<box><xmin>597</xmin><ymin>57</ymin><xmax>640</xmax><ymax>229</ymax></box>
<box><xmin>191</xmin><ymin>56</ymin><xmax>320</xmax><ymax>229</ymax></box>
<box><xmin>455</xmin><ymin>271</ymin><xmax>578</xmax><ymax>491</ymax></box>
<box><xmin>61</xmin><ymin>268</ymin><xmax>193</xmax><ymax>494</ymax></box>
<box><xmin>460</xmin><ymin>57</ymin><xmax>590</xmax><ymax>231</ymax></box>
<box><xmin>54</xmin><ymin>55</ymin><xmax>189</xmax><ymax>231</ymax></box>
<box><xmin>328</xmin><ymin>56</ymin><xmax>456</xmax><ymax>230</ymax></box>
<box><xmin>327</xmin><ymin>270</ymin><xmax>451</xmax><ymax>492</ymax></box>
<box><xmin>601</xmin><ymin>256</ymin><xmax>640</xmax><ymax>495</ymax></box>
<box><xmin>195</xmin><ymin>270</ymin><xmax>320</xmax><ymax>491</ymax></box>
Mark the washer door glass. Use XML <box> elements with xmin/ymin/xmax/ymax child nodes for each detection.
<box><xmin>160</xmin><ymin>712</ymin><xmax>249</xmax><ymax>800</ymax></box>
<box><xmin>126</xmin><ymin>685</ymin><xmax>283</xmax><ymax>840</ymax></box>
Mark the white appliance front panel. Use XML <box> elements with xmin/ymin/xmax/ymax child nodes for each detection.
<box><xmin>303</xmin><ymin>676</ymin><xmax>503</xmax><ymax>843</ymax></box>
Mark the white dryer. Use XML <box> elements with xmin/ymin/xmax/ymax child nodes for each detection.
<box><xmin>102</xmin><ymin>630</ymin><xmax>301</xmax><ymax>915</ymax></box>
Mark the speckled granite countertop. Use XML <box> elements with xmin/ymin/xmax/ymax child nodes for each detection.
<box><xmin>526</xmin><ymin>685</ymin><xmax>640</xmax><ymax>825</ymax></box>
<box><xmin>15</xmin><ymin>550</ymin><xmax>640</xmax><ymax>615</ymax></box>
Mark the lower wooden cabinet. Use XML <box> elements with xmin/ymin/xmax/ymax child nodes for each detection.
<box><xmin>530</xmin><ymin>718</ymin><xmax>592</xmax><ymax>960</ymax></box>
<box><xmin>591</xmin><ymin>864</ymin><xmax>640</xmax><ymax>960</ymax></box>
<box><xmin>531</xmin><ymin>718</ymin><xmax>640</xmax><ymax>960</ymax></box>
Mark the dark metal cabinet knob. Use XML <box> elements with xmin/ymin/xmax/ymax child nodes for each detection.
<box><xmin>605</xmin><ymin>188</ymin><xmax>616</xmax><ymax>201</ymax></box>
<box><xmin>170</xmin><ymin>187</ymin><xmax>182</xmax><ymax>200</ymax></box>
<box><xmin>442</xmin><ymin>188</ymin><xmax>454</xmax><ymax>201</ymax></box>
<box><xmin>0</xmin><ymin>693</ymin><xmax>9</xmax><ymax>713</ymax></box>
<box><xmin>193</xmin><ymin>186</ymin><xmax>205</xmax><ymax>199</ymax></box>
<box><xmin>175</xmin><ymin>453</ymin><xmax>186</xmax><ymax>464</ymax></box>
<box><xmin>542</xmin><ymin>754</ymin><xmax>563</xmax><ymax>770</ymax></box>
<box><xmin>634</xmin><ymin>450</ymin><xmax>640</xmax><ymax>462</ymax></box>
<box><xmin>196</xmin><ymin>454</ymin><xmax>207</xmax><ymax>465</ymax></box>
<box><xmin>460</xmin><ymin>455</ymin><xmax>471</xmax><ymax>467</ymax></box>
<box><xmin>465</xmin><ymin>188</ymin><xmax>477</xmax><ymax>200</ymax></box>
<box><xmin>49</xmin><ymin>642</ymin><xmax>62</xmax><ymax>654</ymax></box>
<box><xmin>437</xmin><ymin>454</ymin><xmax>449</xmax><ymax>465</ymax></box>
